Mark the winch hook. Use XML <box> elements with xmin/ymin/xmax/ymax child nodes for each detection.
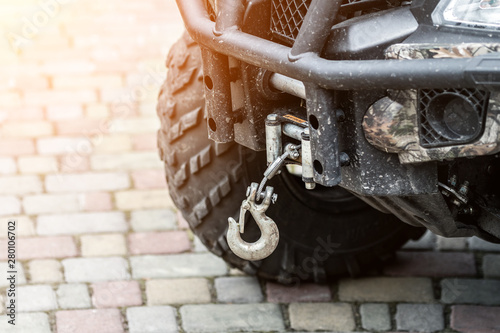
<box><xmin>227</xmin><ymin>183</ymin><xmax>280</xmax><ymax>261</ymax></box>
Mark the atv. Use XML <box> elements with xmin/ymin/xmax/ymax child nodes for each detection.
<box><xmin>157</xmin><ymin>0</ymin><xmax>500</xmax><ymax>282</ymax></box>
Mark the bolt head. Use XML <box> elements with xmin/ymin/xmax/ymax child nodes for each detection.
<box><xmin>305</xmin><ymin>183</ymin><xmax>316</xmax><ymax>190</ymax></box>
<box><xmin>267</xmin><ymin>114</ymin><xmax>278</xmax><ymax>121</ymax></box>
<box><xmin>339</xmin><ymin>152</ymin><xmax>350</xmax><ymax>166</ymax></box>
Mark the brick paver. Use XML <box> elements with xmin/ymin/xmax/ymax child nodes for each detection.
<box><xmin>128</xmin><ymin>231</ymin><xmax>191</xmax><ymax>254</ymax></box>
<box><xmin>92</xmin><ymin>280</ymin><xmax>142</xmax><ymax>308</ymax></box>
<box><xmin>0</xmin><ymin>139</ymin><xmax>35</xmax><ymax>156</ymax></box>
<box><xmin>0</xmin><ymin>217</ymin><xmax>35</xmax><ymax>238</ymax></box>
<box><xmin>0</xmin><ymin>312</ymin><xmax>51</xmax><ymax>333</ymax></box>
<box><xmin>383</xmin><ymin>251</ymin><xmax>476</xmax><ymax>277</ymax></box>
<box><xmin>482</xmin><ymin>254</ymin><xmax>500</xmax><ymax>278</ymax></box>
<box><xmin>37</xmin><ymin>212</ymin><xmax>127</xmax><ymax>235</ymax></box>
<box><xmin>0</xmin><ymin>236</ymin><xmax>77</xmax><ymax>260</ymax></box>
<box><xmin>130</xmin><ymin>209</ymin><xmax>178</xmax><ymax>231</ymax></box>
<box><xmin>80</xmin><ymin>192</ymin><xmax>113</xmax><ymax>211</ymax></box>
<box><xmin>46</xmin><ymin>105</ymin><xmax>83</xmax><ymax>120</ymax></box>
<box><xmin>37</xmin><ymin>137</ymin><xmax>93</xmax><ymax>156</ymax></box>
<box><xmin>360</xmin><ymin>303</ymin><xmax>391</xmax><ymax>331</ymax></box>
<box><xmin>23</xmin><ymin>194</ymin><xmax>81</xmax><ymax>214</ymax></box>
<box><xmin>115</xmin><ymin>189</ymin><xmax>172</xmax><ymax>210</ymax></box>
<box><xmin>441</xmin><ymin>279</ymin><xmax>500</xmax><ymax>305</ymax></box>
<box><xmin>177</xmin><ymin>211</ymin><xmax>190</xmax><ymax>229</ymax></box>
<box><xmin>180</xmin><ymin>304</ymin><xmax>285</xmax><ymax>333</ymax></box>
<box><xmin>2</xmin><ymin>121</ymin><xmax>53</xmax><ymax>138</ymax></box>
<box><xmin>339</xmin><ymin>277</ymin><xmax>435</xmax><ymax>302</ymax></box>
<box><xmin>0</xmin><ymin>0</ymin><xmax>499</xmax><ymax>332</ymax></box>
<box><xmin>90</xmin><ymin>152</ymin><xmax>162</xmax><ymax>170</ymax></box>
<box><xmin>0</xmin><ymin>157</ymin><xmax>17</xmax><ymax>174</ymax></box>
<box><xmin>17</xmin><ymin>285</ymin><xmax>58</xmax><ymax>312</ymax></box>
<box><xmin>395</xmin><ymin>304</ymin><xmax>444</xmax><ymax>332</ymax></box>
<box><xmin>289</xmin><ymin>302</ymin><xmax>355</xmax><ymax>332</ymax></box>
<box><xmin>81</xmin><ymin>234</ymin><xmax>127</xmax><ymax>257</ymax></box>
<box><xmin>193</xmin><ymin>236</ymin><xmax>208</xmax><ymax>252</ymax></box>
<box><xmin>0</xmin><ymin>175</ymin><xmax>43</xmax><ymax>194</ymax></box>
<box><xmin>18</xmin><ymin>156</ymin><xmax>58</xmax><ymax>174</ymax></box>
<box><xmin>57</xmin><ymin>284</ymin><xmax>92</xmax><ymax>309</ymax></box>
<box><xmin>215</xmin><ymin>276</ymin><xmax>264</xmax><ymax>303</ymax></box>
<box><xmin>131</xmin><ymin>169</ymin><xmax>166</xmax><ymax>189</ymax></box>
<box><xmin>0</xmin><ymin>261</ymin><xmax>26</xmax><ymax>287</ymax></box>
<box><xmin>45</xmin><ymin>172</ymin><xmax>130</xmax><ymax>192</ymax></box>
<box><xmin>56</xmin><ymin>309</ymin><xmax>124</xmax><ymax>333</ymax></box>
<box><xmin>63</xmin><ymin>257</ymin><xmax>130</xmax><ymax>282</ymax></box>
<box><xmin>0</xmin><ymin>196</ymin><xmax>21</xmax><ymax>216</ymax></box>
<box><xmin>29</xmin><ymin>259</ymin><xmax>63</xmax><ymax>283</ymax></box>
<box><xmin>451</xmin><ymin>305</ymin><xmax>500</xmax><ymax>333</ymax></box>
<box><xmin>130</xmin><ymin>253</ymin><xmax>228</xmax><ymax>279</ymax></box>
<box><xmin>146</xmin><ymin>278</ymin><xmax>211</xmax><ymax>305</ymax></box>
<box><xmin>127</xmin><ymin>306</ymin><xmax>178</xmax><ymax>333</ymax></box>
<box><xmin>132</xmin><ymin>133</ymin><xmax>157</xmax><ymax>150</ymax></box>
<box><xmin>266</xmin><ymin>281</ymin><xmax>332</xmax><ymax>303</ymax></box>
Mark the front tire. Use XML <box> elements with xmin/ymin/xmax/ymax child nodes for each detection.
<box><xmin>157</xmin><ymin>32</ymin><xmax>425</xmax><ymax>282</ymax></box>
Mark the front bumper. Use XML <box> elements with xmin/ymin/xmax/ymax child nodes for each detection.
<box><xmin>176</xmin><ymin>0</ymin><xmax>500</xmax><ymax>91</ymax></box>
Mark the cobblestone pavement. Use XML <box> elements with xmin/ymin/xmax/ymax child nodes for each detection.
<box><xmin>1</xmin><ymin>0</ymin><xmax>500</xmax><ymax>332</ymax></box>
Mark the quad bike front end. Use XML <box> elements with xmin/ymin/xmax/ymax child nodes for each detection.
<box><xmin>157</xmin><ymin>0</ymin><xmax>500</xmax><ymax>282</ymax></box>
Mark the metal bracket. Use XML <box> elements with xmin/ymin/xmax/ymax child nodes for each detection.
<box><xmin>305</xmin><ymin>83</ymin><xmax>342</xmax><ymax>186</ymax></box>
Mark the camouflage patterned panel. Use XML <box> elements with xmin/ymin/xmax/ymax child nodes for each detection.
<box><xmin>363</xmin><ymin>90</ymin><xmax>419</xmax><ymax>154</ymax></box>
<box><xmin>399</xmin><ymin>92</ymin><xmax>500</xmax><ymax>164</ymax></box>
<box><xmin>364</xmin><ymin>90</ymin><xmax>500</xmax><ymax>164</ymax></box>
<box><xmin>362</xmin><ymin>43</ymin><xmax>500</xmax><ymax>164</ymax></box>
<box><xmin>386</xmin><ymin>43</ymin><xmax>500</xmax><ymax>60</ymax></box>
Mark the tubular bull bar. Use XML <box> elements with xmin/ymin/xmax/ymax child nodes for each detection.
<box><xmin>175</xmin><ymin>0</ymin><xmax>500</xmax><ymax>187</ymax></box>
<box><xmin>176</xmin><ymin>0</ymin><xmax>500</xmax><ymax>91</ymax></box>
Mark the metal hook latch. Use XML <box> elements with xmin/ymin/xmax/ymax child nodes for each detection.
<box><xmin>227</xmin><ymin>183</ymin><xmax>279</xmax><ymax>261</ymax></box>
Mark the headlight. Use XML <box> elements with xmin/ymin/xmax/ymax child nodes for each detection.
<box><xmin>432</xmin><ymin>0</ymin><xmax>500</xmax><ymax>31</ymax></box>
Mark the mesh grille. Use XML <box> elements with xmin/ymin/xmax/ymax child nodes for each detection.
<box><xmin>271</xmin><ymin>0</ymin><xmax>311</xmax><ymax>44</ymax></box>
<box><xmin>270</xmin><ymin>0</ymin><xmax>374</xmax><ymax>44</ymax></box>
<box><xmin>418</xmin><ymin>88</ymin><xmax>489</xmax><ymax>148</ymax></box>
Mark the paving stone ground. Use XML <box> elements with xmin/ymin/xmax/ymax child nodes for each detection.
<box><xmin>1</xmin><ymin>0</ymin><xmax>500</xmax><ymax>332</ymax></box>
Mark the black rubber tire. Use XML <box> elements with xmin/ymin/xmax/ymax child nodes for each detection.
<box><xmin>157</xmin><ymin>32</ymin><xmax>425</xmax><ymax>283</ymax></box>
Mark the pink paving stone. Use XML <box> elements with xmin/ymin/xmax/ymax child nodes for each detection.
<box><xmin>177</xmin><ymin>211</ymin><xmax>189</xmax><ymax>229</ymax></box>
<box><xmin>59</xmin><ymin>155</ymin><xmax>90</xmax><ymax>172</ymax></box>
<box><xmin>92</xmin><ymin>280</ymin><xmax>142</xmax><ymax>308</ymax></box>
<box><xmin>132</xmin><ymin>133</ymin><xmax>157</xmax><ymax>150</ymax></box>
<box><xmin>266</xmin><ymin>282</ymin><xmax>332</xmax><ymax>303</ymax></box>
<box><xmin>131</xmin><ymin>169</ymin><xmax>166</xmax><ymax>189</ymax></box>
<box><xmin>128</xmin><ymin>231</ymin><xmax>191</xmax><ymax>255</ymax></box>
<box><xmin>56</xmin><ymin>308</ymin><xmax>124</xmax><ymax>333</ymax></box>
<box><xmin>82</xmin><ymin>192</ymin><xmax>113</xmax><ymax>211</ymax></box>
<box><xmin>383</xmin><ymin>251</ymin><xmax>476</xmax><ymax>277</ymax></box>
<box><xmin>0</xmin><ymin>236</ymin><xmax>77</xmax><ymax>260</ymax></box>
<box><xmin>6</xmin><ymin>106</ymin><xmax>45</xmax><ymax>120</ymax></box>
<box><xmin>94</xmin><ymin>61</ymin><xmax>137</xmax><ymax>74</ymax></box>
<box><xmin>451</xmin><ymin>305</ymin><xmax>500</xmax><ymax>333</ymax></box>
<box><xmin>11</xmin><ymin>76</ymin><xmax>49</xmax><ymax>90</ymax></box>
<box><xmin>56</xmin><ymin>119</ymin><xmax>107</xmax><ymax>135</ymax></box>
<box><xmin>0</xmin><ymin>139</ymin><xmax>35</xmax><ymax>156</ymax></box>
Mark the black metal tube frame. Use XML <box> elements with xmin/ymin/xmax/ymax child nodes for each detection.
<box><xmin>290</xmin><ymin>0</ymin><xmax>342</xmax><ymax>57</ymax></box>
<box><xmin>176</xmin><ymin>0</ymin><xmax>500</xmax><ymax>90</ymax></box>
